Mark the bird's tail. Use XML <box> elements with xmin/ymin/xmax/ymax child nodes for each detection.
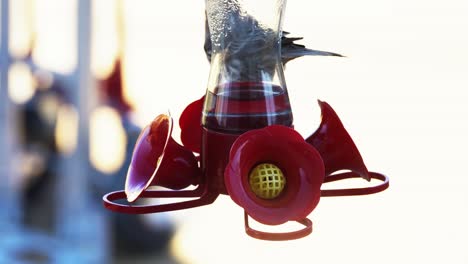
<box><xmin>281</xmin><ymin>32</ymin><xmax>344</xmax><ymax>64</ymax></box>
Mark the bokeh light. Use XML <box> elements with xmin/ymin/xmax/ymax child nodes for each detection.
<box><xmin>32</xmin><ymin>0</ymin><xmax>77</xmax><ymax>73</ymax></box>
<box><xmin>91</xmin><ymin>0</ymin><xmax>119</xmax><ymax>79</ymax></box>
<box><xmin>55</xmin><ymin>104</ymin><xmax>79</xmax><ymax>155</ymax></box>
<box><xmin>89</xmin><ymin>106</ymin><xmax>127</xmax><ymax>174</ymax></box>
<box><xmin>8</xmin><ymin>0</ymin><xmax>33</xmax><ymax>58</ymax></box>
<box><xmin>8</xmin><ymin>62</ymin><xmax>35</xmax><ymax>104</ymax></box>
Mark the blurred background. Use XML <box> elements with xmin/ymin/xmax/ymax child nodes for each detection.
<box><xmin>1</xmin><ymin>0</ymin><xmax>467</xmax><ymax>263</ymax></box>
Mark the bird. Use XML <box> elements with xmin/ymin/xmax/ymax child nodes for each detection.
<box><xmin>203</xmin><ymin>13</ymin><xmax>343</xmax><ymax>65</ymax></box>
<box><xmin>203</xmin><ymin>11</ymin><xmax>343</xmax><ymax>81</ymax></box>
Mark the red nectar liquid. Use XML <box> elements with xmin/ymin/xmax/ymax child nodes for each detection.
<box><xmin>202</xmin><ymin>82</ymin><xmax>293</xmax><ymax>133</ymax></box>
<box><xmin>201</xmin><ymin>82</ymin><xmax>293</xmax><ymax>194</ymax></box>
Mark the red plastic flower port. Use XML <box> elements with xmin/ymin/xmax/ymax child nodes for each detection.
<box><xmin>225</xmin><ymin>125</ymin><xmax>324</xmax><ymax>226</ymax></box>
<box><xmin>306</xmin><ymin>100</ymin><xmax>370</xmax><ymax>180</ymax></box>
<box><xmin>125</xmin><ymin>114</ymin><xmax>199</xmax><ymax>202</ymax></box>
<box><xmin>306</xmin><ymin>100</ymin><xmax>390</xmax><ymax>197</ymax></box>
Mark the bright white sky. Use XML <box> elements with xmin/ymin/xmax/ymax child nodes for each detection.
<box><xmin>132</xmin><ymin>1</ymin><xmax>468</xmax><ymax>263</ymax></box>
<box><xmin>6</xmin><ymin>0</ymin><xmax>468</xmax><ymax>263</ymax></box>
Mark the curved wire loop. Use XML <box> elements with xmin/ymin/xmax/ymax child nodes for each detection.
<box><xmin>103</xmin><ymin>184</ymin><xmax>218</xmax><ymax>214</ymax></box>
<box><xmin>321</xmin><ymin>171</ymin><xmax>389</xmax><ymax>197</ymax></box>
<box><xmin>244</xmin><ymin>211</ymin><xmax>313</xmax><ymax>241</ymax></box>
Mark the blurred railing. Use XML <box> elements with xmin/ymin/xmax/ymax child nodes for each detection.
<box><xmin>0</xmin><ymin>0</ymin><xmax>109</xmax><ymax>262</ymax></box>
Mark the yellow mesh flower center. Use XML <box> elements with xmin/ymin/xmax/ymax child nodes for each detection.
<box><xmin>249</xmin><ymin>163</ymin><xmax>286</xmax><ymax>199</ymax></box>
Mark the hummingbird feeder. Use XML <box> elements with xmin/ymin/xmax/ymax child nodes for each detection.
<box><xmin>103</xmin><ymin>0</ymin><xmax>389</xmax><ymax>241</ymax></box>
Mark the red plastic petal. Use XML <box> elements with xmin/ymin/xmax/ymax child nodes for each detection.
<box><xmin>179</xmin><ymin>96</ymin><xmax>204</xmax><ymax>153</ymax></box>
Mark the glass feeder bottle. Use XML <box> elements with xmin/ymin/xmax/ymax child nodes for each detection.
<box><xmin>202</xmin><ymin>0</ymin><xmax>293</xmax><ymax>133</ymax></box>
<box><xmin>201</xmin><ymin>0</ymin><xmax>292</xmax><ymax>194</ymax></box>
